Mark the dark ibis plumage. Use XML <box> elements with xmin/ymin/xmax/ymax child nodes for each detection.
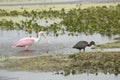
<box><xmin>73</xmin><ymin>41</ymin><xmax>95</xmax><ymax>52</ymax></box>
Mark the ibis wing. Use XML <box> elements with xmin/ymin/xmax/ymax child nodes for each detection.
<box><xmin>73</xmin><ymin>41</ymin><xmax>88</xmax><ymax>49</ymax></box>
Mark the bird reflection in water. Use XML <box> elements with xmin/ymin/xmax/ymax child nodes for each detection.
<box><xmin>16</xmin><ymin>50</ymin><xmax>35</xmax><ymax>56</ymax></box>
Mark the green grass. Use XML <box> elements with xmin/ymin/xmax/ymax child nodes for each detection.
<box><xmin>97</xmin><ymin>41</ymin><xmax>120</xmax><ymax>49</ymax></box>
<box><xmin>0</xmin><ymin>52</ymin><xmax>120</xmax><ymax>75</ymax></box>
<box><xmin>0</xmin><ymin>3</ymin><xmax>119</xmax><ymax>11</ymax></box>
<box><xmin>0</xmin><ymin>54</ymin><xmax>70</xmax><ymax>71</ymax></box>
<box><xmin>0</xmin><ymin>4</ymin><xmax>78</xmax><ymax>12</ymax></box>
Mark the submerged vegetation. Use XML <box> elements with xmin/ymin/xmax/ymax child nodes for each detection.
<box><xmin>0</xmin><ymin>3</ymin><xmax>120</xmax><ymax>36</ymax></box>
<box><xmin>0</xmin><ymin>52</ymin><xmax>119</xmax><ymax>75</ymax></box>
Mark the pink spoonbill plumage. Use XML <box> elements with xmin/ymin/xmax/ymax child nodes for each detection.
<box><xmin>12</xmin><ymin>31</ymin><xmax>49</xmax><ymax>50</ymax></box>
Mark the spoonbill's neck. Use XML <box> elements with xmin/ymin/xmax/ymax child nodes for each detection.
<box><xmin>34</xmin><ymin>35</ymin><xmax>41</xmax><ymax>43</ymax></box>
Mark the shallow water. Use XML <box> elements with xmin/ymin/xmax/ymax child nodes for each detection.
<box><xmin>0</xmin><ymin>30</ymin><xmax>119</xmax><ymax>56</ymax></box>
<box><xmin>0</xmin><ymin>70</ymin><xmax>119</xmax><ymax>80</ymax></box>
<box><xmin>0</xmin><ymin>31</ymin><xmax>118</xmax><ymax>56</ymax></box>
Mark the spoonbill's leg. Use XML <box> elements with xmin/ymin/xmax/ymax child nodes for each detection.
<box><xmin>24</xmin><ymin>46</ymin><xmax>29</xmax><ymax>50</ymax></box>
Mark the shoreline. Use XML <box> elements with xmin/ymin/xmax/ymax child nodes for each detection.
<box><xmin>0</xmin><ymin>2</ymin><xmax>119</xmax><ymax>12</ymax></box>
<box><xmin>0</xmin><ymin>51</ymin><xmax>119</xmax><ymax>74</ymax></box>
<box><xmin>0</xmin><ymin>1</ymin><xmax>119</xmax><ymax>6</ymax></box>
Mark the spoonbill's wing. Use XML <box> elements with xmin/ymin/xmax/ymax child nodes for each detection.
<box><xmin>12</xmin><ymin>37</ymin><xmax>35</xmax><ymax>48</ymax></box>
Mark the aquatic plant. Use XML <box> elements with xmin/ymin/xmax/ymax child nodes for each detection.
<box><xmin>0</xmin><ymin>4</ymin><xmax>120</xmax><ymax>36</ymax></box>
<box><xmin>0</xmin><ymin>20</ymin><xmax>14</xmax><ymax>30</ymax></box>
<box><xmin>61</xmin><ymin>4</ymin><xmax>120</xmax><ymax>36</ymax></box>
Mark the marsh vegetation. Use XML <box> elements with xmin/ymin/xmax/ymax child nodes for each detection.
<box><xmin>0</xmin><ymin>3</ymin><xmax>120</xmax><ymax>36</ymax></box>
<box><xmin>0</xmin><ymin>52</ymin><xmax>119</xmax><ymax>75</ymax></box>
<box><xmin>0</xmin><ymin>2</ymin><xmax>120</xmax><ymax>78</ymax></box>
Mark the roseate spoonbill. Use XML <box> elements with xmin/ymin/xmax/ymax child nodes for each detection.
<box><xmin>73</xmin><ymin>41</ymin><xmax>95</xmax><ymax>52</ymax></box>
<box><xmin>12</xmin><ymin>31</ymin><xmax>49</xmax><ymax>50</ymax></box>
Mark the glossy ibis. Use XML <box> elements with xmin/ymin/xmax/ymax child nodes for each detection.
<box><xmin>73</xmin><ymin>41</ymin><xmax>95</xmax><ymax>52</ymax></box>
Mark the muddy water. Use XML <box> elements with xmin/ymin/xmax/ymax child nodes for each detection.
<box><xmin>0</xmin><ymin>70</ymin><xmax>119</xmax><ymax>80</ymax></box>
<box><xmin>0</xmin><ymin>30</ymin><xmax>119</xmax><ymax>56</ymax></box>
